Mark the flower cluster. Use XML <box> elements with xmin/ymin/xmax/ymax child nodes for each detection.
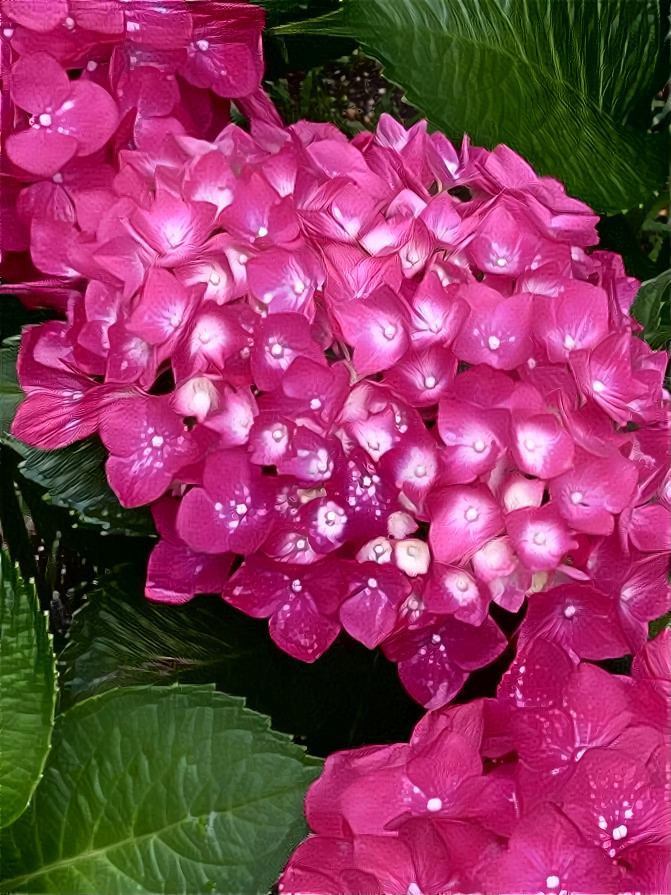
<box><xmin>280</xmin><ymin>630</ymin><xmax>671</xmax><ymax>895</ymax></box>
<box><xmin>4</xmin><ymin>5</ymin><xmax>670</xmax><ymax>708</ymax></box>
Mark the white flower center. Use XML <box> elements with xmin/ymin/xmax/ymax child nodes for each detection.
<box><xmin>564</xmin><ymin>604</ymin><xmax>576</xmax><ymax>618</ymax></box>
<box><xmin>570</xmin><ymin>491</ymin><xmax>583</xmax><ymax>504</ymax></box>
<box><xmin>546</xmin><ymin>876</ymin><xmax>560</xmax><ymax>889</ymax></box>
<box><xmin>426</xmin><ymin>797</ymin><xmax>442</xmax><ymax>811</ymax></box>
<box><xmin>533</xmin><ymin>531</ymin><xmax>546</xmax><ymax>545</ymax></box>
<box><xmin>196</xmin><ymin>39</ymin><xmax>209</xmax><ymax>51</ymax></box>
<box><xmin>488</xmin><ymin>335</ymin><xmax>501</xmax><ymax>350</ymax></box>
<box><xmin>473</xmin><ymin>439</ymin><xmax>486</xmax><ymax>453</ymax></box>
<box><xmin>423</xmin><ymin>375</ymin><xmax>436</xmax><ymax>389</ymax></box>
<box><xmin>38</xmin><ymin>113</ymin><xmax>52</xmax><ymax>127</ymax></box>
<box><xmin>465</xmin><ymin>507</ymin><xmax>479</xmax><ymax>522</ymax></box>
<box><xmin>592</xmin><ymin>379</ymin><xmax>606</xmax><ymax>393</ymax></box>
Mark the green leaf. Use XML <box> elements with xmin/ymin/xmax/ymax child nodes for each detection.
<box><xmin>649</xmin><ymin>611</ymin><xmax>671</xmax><ymax>639</ymax></box>
<box><xmin>631</xmin><ymin>268</ymin><xmax>671</xmax><ymax>350</ymax></box>
<box><xmin>0</xmin><ymin>339</ymin><xmax>22</xmax><ymax>442</ymax></box>
<box><xmin>1</xmin><ymin>685</ymin><xmax>320</xmax><ymax>894</ymax></box>
<box><xmin>2</xmin><ymin>436</ymin><xmax>154</xmax><ymax>538</ymax></box>
<box><xmin>59</xmin><ymin>571</ymin><xmax>423</xmax><ymax>755</ymax></box>
<box><xmin>256</xmin><ymin>0</ymin><xmax>340</xmax><ymax>26</ymax></box>
<box><xmin>0</xmin><ymin>550</ymin><xmax>56</xmax><ymax>829</ymax></box>
<box><xmin>275</xmin><ymin>0</ymin><xmax>666</xmax><ymax>213</ymax></box>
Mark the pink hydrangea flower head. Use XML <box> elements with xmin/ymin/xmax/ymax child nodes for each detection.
<box><xmin>284</xmin><ymin>634</ymin><xmax>669</xmax><ymax>893</ymax></box>
<box><xmin>5</xmin><ymin>40</ymin><xmax>669</xmax><ymax>713</ymax></box>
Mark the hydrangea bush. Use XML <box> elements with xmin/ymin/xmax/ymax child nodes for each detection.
<box><xmin>1</xmin><ymin>1</ymin><xmax>669</xmax><ymax>891</ymax></box>
<box><xmin>6</xmin><ymin>38</ymin><xmax>669</xmax><ymax>705</ymax></box>
<box><xmin>280</xmin><ymin>630</ymin><xmax>671</xmax><ymax>895</ymax></box>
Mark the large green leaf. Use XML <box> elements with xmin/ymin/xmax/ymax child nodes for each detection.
<box><xmin>0</xmin><ymin>339</ymin><xmax>21</xmax><ymax>442</ymax></box>
<box><xmin>275</xmin><ymin>0</ymin><xmax>666</xmax><ymax>212</ymax></box>
<box><xmin>2</xmin><ymin>436</ymin><xmax>154</xmax><ymax>538</ymax></box>
<box><xmin>59</xmin><ymin>571</ymin><xmax>423</xmax><ymax>755</ymax></box>
<box><xmin>256</xmin><ymin>0</ymin><xmax>339</xmax><ymax>26</ymax></box>
<box><xmin>0</xmin><ymin>551</ymin><xmax>56</xmax><ymax>829</ymax></box>
<box><xmin>631</xmin><ymin>268</ymin><xmax>671</xmax><ymax>350</ymax></box>
<box><xmin>1</xmin><ymin>685</ymin><xmax>320</xmax><ymax>894</ymax></box>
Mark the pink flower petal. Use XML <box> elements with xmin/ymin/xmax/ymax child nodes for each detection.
<box><xmin>9</xmin><ymin>52</ymin><xmax>71</xmax><ymax>111</ymax></box>
<box><xmin>6</xmin><ymin>127</ymin><xmax>77</xmax><ymax>177</ymax></box>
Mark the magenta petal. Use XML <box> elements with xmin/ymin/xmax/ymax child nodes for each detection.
<box><xmin>269</xmin><ymin>596</ymin><xmax>340</xmax><ymax>663</ymax></box>
<box><xmin>6</xmin><ymin>0</ymin><xmax>68</xmax><ymax>31</ymax></box>
<box><xmin>482</xmin><ymin>803</ymin><xmax>621</xmax><ymax>895</ymax></box>
<box><xmin>511</xmin><ymin>413</ymin><xmax>575</xmax><ymax>479</ymax></box>
<box><xmin>105</xmin><ymin>454</ymin><xmax>173</xmax><ymax>507</ymax></box>
<box><xmin>520</xmin><ymin>583</ymin><xmax>630</xmax><ymax>659</ymax></box>
<box><xmin>128</xmin><ymin>269</ymin><xmax>193</xmax><ymax>345</ymax></box>
<box><xmin>437</xmin><ymin>397</ymin><xmax>509</xmax><ymax>483</ymax></box>
<box><xmin>397</xmin><ymin>648</ymin><xmax>468</xmax><ymax>710</ymax></box>
<box><xmin>9</xmin><ymin>52</ymin><xmax>71</xmax><ymax>111</ymax></box>
<box><xmin>176</xmin><ymin>487</ymin><xmax>235</xmax><ymax>554</ymax></box>
<box><xmin>628</xmin><ymin>503</ymin><xmax>671</xmax><ymax>552</ymax></box>
<box><xmin>550</xmin><ymin>449</ymin><xmax>638</xmax><ymax>535</ymax></box>
<box><xmin>145</xmin><ymin>539</ymin><xmax>231</xmax><ymax>604</ymax></box>
<box><xmin>6</xmin><ymin>128</ymin><xmax>77</xmax><ymax>177</ymax></box>
<box><xmin>74</xmin><ymin>1</ymin><xmax>124</xmax><ymax>33</ymax></box>
<box><xmin>506</xmin><ymin>504</ymin><xmax>577</xmax><ymax>571</ymax></box>
<box><xmin>498</xmin><ymin>637</ymin><xmax>575</xmax><ymax>708</ymax></box>
<box><xmin>59</xmin><ymin>80</ymin><xmax>119</xmax><ymax>155</ymax></box>
<box><xmin>428</xmin><ymin>485</ymin><xmax>504</xmax><ymax>564</ymax></box>
<box><xmin>340</xmin><ymin>568</ymin><xmax>410</xmax><ymax>648</ymax></box>
<box><xmin>561</xmin><ymin>749</ymin><xmax>669</xmax><ymax>855</ymax></box>
<box><xmin>12</xmin><ymin>387</ymin><xmax>100</xmax><ymax>449</ymax></box>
